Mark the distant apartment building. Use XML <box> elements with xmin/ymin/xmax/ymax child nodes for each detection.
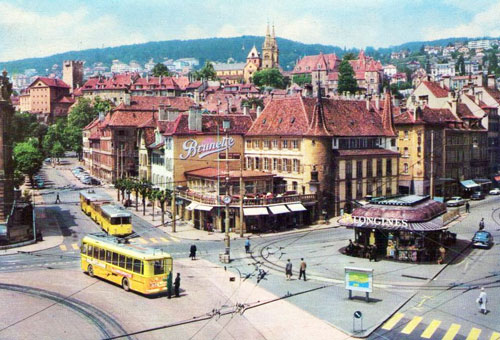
<box><xmin>430</xmin><ymin>62</ymin><xmax>455</xmax><ymax>79</ymax></box>
<box><xmin>383</xmin><ymin>65</ymin><xmax>397</xmax><ymax>78</ymax></box>
<box><xmin>468</xmin><ymin>39</ymin><xmax>492</xmax><ymax>50</ymax></box>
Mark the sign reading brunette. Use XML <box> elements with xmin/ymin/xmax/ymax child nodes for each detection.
<box><xmin>179</xmin><ymin>137</ymin><xmax>235</xmax><ymax>160</ymax></box>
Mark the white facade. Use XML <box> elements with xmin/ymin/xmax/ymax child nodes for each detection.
<box><xmin>150</xmin><ymin>132</ymin><xmax>174</xmax><ymax>190</ymax></box>
<box><xmin>383</xmin><ymin>65</ymin><xmax>397</xmax><ymax>77</ymax></box>
<box><xmin>468</xmin><ymin>40</ymin><xmax>492</xmax><ymax>50</ymax></box>
<box><xmin>430</xmin><ymin>62</ymin><xmax>456</xmax><ymax>79</ymax></box>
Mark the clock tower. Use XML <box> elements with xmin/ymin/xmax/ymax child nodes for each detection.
<box><xmin>261</xmin><ymin>23</ymin><xmax>279</xmax><ymax>69</ymax></box>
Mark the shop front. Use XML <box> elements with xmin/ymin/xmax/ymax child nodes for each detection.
<box><xmin>340</xmin><ymin>195</ymin><xmax>451</xmax><ymax>263</ymax></box>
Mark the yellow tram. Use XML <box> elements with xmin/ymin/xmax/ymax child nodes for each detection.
<box><xmin>81</xmin><ymin>233</ymin><xmax>172</xmax><ymax>294</ymax></box>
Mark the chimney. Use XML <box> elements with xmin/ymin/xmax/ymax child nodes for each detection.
<box><xmin>188</xmin><ymin>107</ymin><xmax>196</xmax><ymax>131</ymax></box>
<box><xmin>196</xmin><ymin>107</ymin><xmax>203</xmax><ymax>132</ymax></box>
<box><xmin>375</xmin><ymin>94</ymin><xmax>380</xmax><ymax>111</ymax></box>
<box><xmin>442</xmin><ymin>76</ymin><xmax>451</xmax><ymax>89</ymax></box>
<box><xmin>243</xmin><ymin>103</ymin><xmax>249</xmax><ymax>115</ymax></box>
<box><xmin>414</xmin><ymin>106</ymin><xmax>422</xmax><ymax>121</ymax></box>
<box><xmin>487</xmin><ymin>75</ymin><xmax>496</xmax><ymax>89</ymax></box>
<box><xmin>123</xmin><ymin>92</ymin><xmax>131</xmax><ymax>106</ymax></box>
<box><xmin>450</xmin><ymin>94</ymin><xmax>458</xmax><ymax>116</ymax></box>
<box><xmin>365</xmin><ymin>96</ymin><xmax>370</xmax><ymax>110</ymax></box>
<box><xmin>158</xmin><ymin>104</ymin><xmax>166</xmax><ymax>120</ymax></box>
<box><xmin>256</xmin><ymin>106</ymin><xmax>262</xmax><ymax>118</ymax></box>
<box><xmin>98</xmin><ymin>111</ymin><xmax>105</xmax><ymax>121</ymax></box>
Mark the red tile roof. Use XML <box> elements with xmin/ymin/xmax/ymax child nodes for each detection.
<box><xmin>166</xmin><ymin>114</ymin><xmax>253</xmax><ymax>136</ymax></box>
<box><xmin>107</xmin><ymin>111</ymin><xmax>154</xmax><ymax>127</ymax></box>
<box><xmin>422</xmin><ymin>81</ymin><xmax>449</xmax><ymax>98</ymax></box>
<box><xmin>29</xmin><ymin>77</ymin><xmax>70</xmax><ymax>89</ymax></box>
<box><xmin>292</xmin><ymin>53</ymin><xmax>340</xmax><ymax>74</ymax></box>
<box><xmin>247</xmin><ymin>96</ymin><xmax>395</xmax><ymax>137</ymax></box>
<box><xmin>394</xmin><ymin>106</ymin><xmax>461</xmax><ymax>126</ymax></box>
<box><xmin>457</xmin><ymin>103</ymin><xmax>477</xmax><ymax>119</ymax></box>
<box><xmin>484</xmin><ymin>87</ymin><xmax>500</xmax><ymax>102</ymax></box>
<box><xmin>124</xmin><ymin>96</ymin><xmax>195</xmax><ymax>112</ymax></box>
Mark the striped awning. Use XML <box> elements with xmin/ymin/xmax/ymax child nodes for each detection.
<box><xmin>243</xmin><ymin>207</ymin><xmax>269</xmax><ymax>216</ymax></box>
<box><xmin>460</xmin><ymin>180</ymin><xmax>479</xmax><ymax>189</ymax></box>
<box><xmin>186</xmin><ymin>202</ymin><xmax>198</xmax><ymax>211</ymax></box>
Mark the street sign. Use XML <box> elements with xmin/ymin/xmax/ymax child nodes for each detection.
<box><xmin>354</xmin><ymin>311</ymin><xmax>362</xmax><ymax>319</ymax></box>
<box><xmin>345</xmin><ymin>267</ymin><xmax>373</xmax><ymax>293</ymax></box>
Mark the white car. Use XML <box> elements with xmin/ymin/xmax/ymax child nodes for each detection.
<box><xmin>446</xmin><ymin>196</ymin><xmax>466</xmax><ymax>207</ymax></box>
<box><xmin>489</xmin><ymin>188</ymin><xmax>500</xmax><ymax>195</ymax></box>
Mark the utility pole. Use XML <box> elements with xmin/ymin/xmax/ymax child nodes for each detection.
<box><xmin>171</xmin><ymin>189</ymin><xmax>176</xmax><ymax>233</ymax></box>
<box><xmin>224</xmin><ymin>127</ymin><xmax>230</xmax><ymax>255</ymax></box>
<box><xmin>430</xmin><ymin>129</ymin><xmax>435</xmax><ymax>199</ymax></box>
<box><xmin>120</xmin><ymin>145</ymin><xmax>124</xmax><ymax>179</ymax></box>
<box><xmin>239</xmin><ymin>155</ymin><xmax>244</xmax><ymax>238</ymax></box>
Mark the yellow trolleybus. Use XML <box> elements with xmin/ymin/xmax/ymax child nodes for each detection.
<box><xmin>81</xmin><ymin>233</ymin><xmax>173</xmax><ymax>295</ymax></box>
<box><xmin>94</xmin><ymin>204</ymin><xmax>133</xmax><ymax>236</ymax></box>
<box><xmin>80</xmin><ymin>190</ymin><xmax>110</xmax><ymax>219</ymax></box>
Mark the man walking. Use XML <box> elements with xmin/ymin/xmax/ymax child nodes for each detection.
<box><xmin>245</xmin><ymin>237</ymin><xmax>251</xmax><ymax>254</ymax></box>
<box><xmin>298</xmin><ymin>258</ymin><xmax>307</xmax><ymax>281</ymax></box>
<box><xmin>166</xmin><ymin>271</ymin><xmax>173</xmax><ymax>299</ymax></box>
<box><xmin>174</xmin><ymin>273</ymin><xmax>181</xmax><ymax>297</ymax></box>
<box><xmin>477</xmin><ymin>287</ymin><xmax>487</xmax><ymax>314</ymax></box>
<box><xmin>285</xmin><ymin>259</ymin><xmax>292</xmax><ymax>280</ymax></box>
<box><xmin>55</xmin><ymin>192</ymin><xmax>61</xmax><ymax>204</ymax></box>
<box><xmin>189</xmin><ymin>244</ymin><xmax>197</xmax><ymax>260</ymax></box>
<box><xmin>465</xmin><ymin>201</ymin><xmax>470</xmax><ymax>213</ymax></box>
<box><xmin>479</xmin><ymin>218</ymin><xmax>485</xmax><ymax>230</ymax></box>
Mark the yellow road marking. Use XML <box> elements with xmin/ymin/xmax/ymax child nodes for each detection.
<box><xmin>170</xmin><ymin>236</ymin><xmax>180</xmax><ymax>243</ymax></box>
<box><xmin>490</xmin><ymin>332</ymin><xmax>500</xmax><ymax>340</ymax></box>
<box><xmin>160</xmin><ymin>237</ymin><xmax>170</xmax><ymax>243</ymax></box>
<box><xmin>401</xmin><ymin>316</ymin><xmax>422</xmax><ymax>334</ymax></box>
<box><xmin>416</xmin><ymin>295</ymin><xmax>432</xmax><ymax>308</ymax></box>
<box><xmin>150</xmin><ymin>238</ymin><xmax>158</xmax><ymax>244</ymax></box>
<box><xmin>442</xmin><ymin>323</ymin><xmax>461</xmax><ymax>340</ymax></box>
<box><xmin>137</xmin><ymin>238</ymin><xmax>147</xmax><ymax>244</ymax></box>
<box><xmin>421</xmin><ymin>320</ymin><xmax>441</xmax><ymax>338</ymax></box>
<box><xmin>59</xmin><ymin>244</ymin><xmax>67</xmax><ymax>251</ymax></box>
<box><xmin>381</xmin><ymin>313</ymin><xmax>404</xmax><ymax>330</ymax></box>
<box><xmin>466</xmin><ymin>328</ymin><xmax>481</xmax><ymax>340</ymax></box>
<box><xmin>71</xmin><ymin>243</ymin><xmax>79</xmax><ymax>250</ymax></box>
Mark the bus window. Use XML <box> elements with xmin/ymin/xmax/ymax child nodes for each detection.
<box><xmin>118</xmin><ymin>254</ymin><xmax>125</xmax><ymax>268</ymax></box>
<box><xmin>99</xmin><ymin>248</ymin><xmax>105</xmax><ymax>260</ymax></box>
<box><xmin>93</xmin><ymin>246</ymin><xmax>99</xmax><ymax>259</ymax></box>
<box><xmin>152</xmin><ymin>259</ymin><xmax>166</xmax><ymax>275</ymax></box>
<box><xmin>122</xmin><ymin>217</ymin><xmax>131</xmax><ymax>224</ymax></box>
<box><xmin>126</xmin><ymin>257</ymin><xmax>133</xmax><ymax>271</ymax></box>
<box><xmin>111</xmin><ymin>252</ymin><xmax>118</xmax><ymax>265</ymax></box>
<box><xmin>87</xmin><ymin>245</ymin><xmax>93</xmax><ymax>257</ymax></box>
<box><xmin>110</xmin><ymin>217</ymin><xmax>120</xmax><ymax>225</ymax></box>
<box><xmin>106</xmin><ymin>250</ymin><xmax>112</xmax><ymax>263</ymax></box>
<box><xmin>81</xmin><ymin>243</ymin><xmax>87</xmax><ymax>254</ymax></box>
<box><xmin>133</xmin><ymin>259</ymin><xmax>143</xmax><ymax>274</ymax></box>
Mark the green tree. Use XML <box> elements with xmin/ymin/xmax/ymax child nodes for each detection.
<box><xmin>252</xmin><ymin>68</ymin><xmax>285</xmax><ymax>88</ymax></box>
<box><xmin>131</xmin><ymin>180</ymin><xmax>141</xmax><ymax>212</ymax></box>
<box><xmin>342</xmin><ymin>52</ymin><xmax>357</xmax><ymax>61</ymax></box>
<box><xmin>151</xmin><ymin>63</ymin><xmax>171</xmax><ymax>77</ymax></box>
<box><xmin>292</xmin><ymin>74</ymin><xmax>312</xmax><ymax>86</ymax></box>
<box><xmin>42</xmin><ymin>120</ymin><xmax>67</xmax><ymax>157</ymax></box>
<box><xmin>488</xmin><ymin>52</ymin><xmax>499</xmax><ymax>75</ymax></box>
<box><xmin>157</xmin><ymin>189</ymin><xmax>172</xmax><ymax>226</ymax></box>
<box><xmin>50</xmin><ymin>141</ymin><xmax>65</xmax><ymax>163</ymax></box>
<box><xmin>14</xmin><ymin>140</ymin><xmax>44</xmax><ymax>186</ymax></box>
<box><xmin>337</xmin><ymin>60</ymin><xmax>358</xmax><ymax>94</ymax></box>
<box><xmin>456</xmin><ymin>55</ymin><xmax>466</xmax><ymax>76</ymax></box>
<box><xmin>193</xmin><ymin>61</ymin><xmax>217</xmax><ymax>81</ymax></box>
<box><xmin>138</xmin><ymin>180</ymin><xmax>152</xmax><ymax>216</ymax></box>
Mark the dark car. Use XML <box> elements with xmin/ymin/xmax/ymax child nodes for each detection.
<box><xmin>472</xmin><ymin>231</ymin><xmax>494</xmax><ymax>248</ymax></box>
<box><xmin>471</xmin><ymin>192</ymin><xmax>486</xmax><ymax>200</ymax></box>
<box><xmin>90</xmin><ymin>177</ymin><xmax>101</xmax><ymax>185</ymax></box>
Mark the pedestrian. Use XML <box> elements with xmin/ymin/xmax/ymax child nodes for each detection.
<box><xmin>346</xmin><ymin>239</ymin><xmax>354</xmax><ymax>255</ymax></box>
<box><xmin>189</xmin><ymin>244</ymin><xmax>197</xmax><ymax>260</ymax></box>
<box><xmin>437</xmin><ymin>246</ymin><xmax>446</xmax><ymax>264</ymax></box>
<box><xmin>479</xmin><ymin>218</ymin><xmax>485</xmax><ymax>231</ymax></box>
<box><xmin>477</xmin><ymin>287</ymin><xmax>487</xmax><ymax>314</ymax></box>
<box><xmin>244</xmin><ymin>237</ymin><xmax>251</xmax><ymax>254</ymax></box>
<box><xmin>55</xmin><ymin>192</ymin><xmax>61</xmax><ymax>204</ymax></box>
<box><xmin>465</xmin><ymin>201</ymin><xmax>470</xmax><ymax>213</ymax></box>
<box><xmin>298</xmin><ymin>258</ymin><xmax>307</xmax><ymax>281</ymax></box>
<box><xmin>166</xmin><ymin>271</ymin><xmax>173</xmax><ymax>299</ymax></box>
<box><xmin>285</xmin><ymin>259</ymin><xmax>292</xmax><ymax>280</ymax></box>
<box><xmin>371</xmin><ymin>244</ymin><xmax>378</xmax><ymax>262</ymax></box>
<box><xmin>174</xmin><ymin>273</ymin><xmax>181</xmax><ymax>297</ymax></box>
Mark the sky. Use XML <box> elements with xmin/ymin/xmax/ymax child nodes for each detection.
<box><xmin>1</xmin><ymin>0</ymin><xmax>500</xmax><ymax>62</ymax></box>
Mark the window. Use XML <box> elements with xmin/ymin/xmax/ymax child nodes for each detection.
<box><xmin>264</xmin><ymin>158</ymin><xmax>269</xmax><ymax>170</ymax></box>
<box><xmin>255</xmin><ymin>157</ymin><xmax>260</xmax><ymax>170</ymax></box>
<box><xmin>126</xmin><ymin>257</ymin><xmax>133</xmax><ymax>271</ymax></box>
<box><xmin>152</xmin><ymin>259</ymin><xmax>166</xmax><ymax>275</ymax></box>
<box><xmin>391</xmin><ymin>138</ymin><xmax>396</xmax><ymax>147</ymax></box>
<box><xmin>367</xmin><ymin>181</ymin><xmax>373</xmax><ymax>196</ymax></box>
<box><xmin>346</xmin><ymin>181</ymin><xmax>352</xmax><ymax>200</ymax></box>
<box><xmin>246</xmin><ymin>140</ymin><xmax>251</xmax><ymax>149</ymax></box>
<box><xmin>292</xmin><ymin>181</ymin><xmax>298</xmax><ymax>191</ymax></box>
<box><xmin>346</xmin><ymin>161</ymin><xmax>352</xmax><ymax>179</ymax></box>
<box><xmin>386</xmin><ymin>159</ymin><xmax>392</xmax><ymax>175</ymax></box>
<box><xmin>263</xmin><ymin>140</ymin><xmax>270</xmax><ymax>149</ymax></box>
<box><xmin>292</xmin><ymin>140</ymin><xmax>299</xmax><ymax>149</ymax></box>
<box><xmin>404</xmin><ymin>131</ymin><xmax>409</xmax><ymax>140</ymax></box>
<box><xmin>277</xmin><ymin>159</ymin><xmax>282</xmax><ymax>171</ymax></box>
<box><xmin>367</xmin><ymin>160</ymin><xmax>373</xmax><ymax>177</ymax></box>
<box><xmin>403</xmin><ymin>163</ymin><xmax>409</xmax><ymax>174</ymax></box>
<box><xmin>106</xmin><ymin>250</ymin><xmax>112</xmax><ymax>263</ymax></box>
<box><xmin>356</xmin><ymin>180</ymin><xmax>363</xmax><ymax>199</ymax></box>
<box><xmin>81</xmin><ymin>243</ymin><xmax>87</xmax><ymax>254</ymax></box>
<box><xmin>377</xmin><ymin>159</ymin><xmax>383</xmax><ymax>177</ymax></box>
<box><xmin>376</xmin><ymin>180</ymin><xmax>383</xmax><ymax>196</ymax></box>
<box><xmin>273</xmin><ymin>158</ymin><xmax>278</xmax><ymax>171</ymax></box>
<box><xmin>133</xmin><ymin>259</ymin><xmax>143</xmax><ymax>274</ymax></box>
<box><xmin>253</xmin><ymin>140</ymin><xmax>260</xmax><ymax>149</ymax></box>
<box><xmin>99</xmin><ymin>248</ymin><xmax>105</xmax><ymax>260</ymax></box>
<box><xmin>356</xmin><ymin>161</ymin><xmax>362</xmax><ymax>178</ymax></box>
<box><xmin>282</xmin><ymin>140</ymin><xmax>288</xmax><ymax>149</ymax></box>
<box><xmin>119</xmin><ymin>254</ymin><xmax>126</xmax><ymax>268</ymax></box>
<box><xmin>112</xmin><ymin>252</ymin><xmax>118</xmax><ymax>266</ymax></box>
<box><xmin>293</xmin><ymin>159</ymin><xmax>300</xmax><ymax>172</ymax></box>
<box><xmin>282</xmin><ymin>159</ymin><xmax>288</xmax><ymax>172</ymax></box>
<box><xmin>403</xmin><ymin>147</ymin><xmax>409</xmax><ymax>158</ymax></box>
<box><xmin>93</xmin><ymin>246</ymin><xmax>99</xmax><ymax>259</ymax></box>
<box><xmin>386</xmin><ymin>179</ymin><xmax>392</xmax><ymax>195</ymax></box>
<box><xmin>272</xmin><ymin>140</ymin><xmax>279</xmax><ymax>149</ymax></box>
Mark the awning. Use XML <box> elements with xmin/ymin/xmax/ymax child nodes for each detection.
<box><xmin>460</xmin><ymin>180</ymin><xmax>480</xmax><ymax>189</ymax></box>
<box><xmin>269</xmin><ymin>205</ymin><xmax>290</xmax><ymax>214</ymax></box>
<box><xmin>186</xmin><ymin>202</ymin><xmax>198</xmax><ymax>211</ymax></box>
<box><xmin>243</xmin><ymin>207</ymin><xmax>269</xmax><ymax>216</ymax></box>
<box><xmin>473</xmin><ymin>178</ymin><xmax>492</xmax><ymax>185</ymax></box>
<box><xmin>195</xmin><ymin>204</ymin><xmax>213</xmax><ymax>212</ymax></box>
<box><xmin>287</xmin><ymin>203</ymin><xmax>307</xmax><ymax>212</ymax></box>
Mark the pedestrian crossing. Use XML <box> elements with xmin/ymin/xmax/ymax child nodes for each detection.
<box><xmin>58</xmin><ymin>235</ymin><xmax>180</xmax><ymax>252</ymax></box>
<box><xmin>381</xmin><ymin>312</ymin><xmax>500</xmax><ymax>339</ymax></box>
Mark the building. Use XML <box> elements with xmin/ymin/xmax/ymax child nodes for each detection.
<box><xmin>18</xmin><ymin>77</ymin><xmax>72</xmax><ymax>122</ymax></box>
<box><xmin>213</xmin><ymin>63</ymin><xmax>246</xmax><ymax>85</ymax></box>
<box><xmin>430</xmin><ymin>62</ymin><xmax>456</xmax><ymax>79</ymax></box>
<box><xmin>80</xmin><ymin>73</ymin><xmax>139</xmax><ymax>105</ymax></box>
<box><xmin>62</xmin><ymin>60</ymin><xmax>84</xmax><ymax>93</ymax></box>
<box><xmin>383</xmin><ymin>65</ymin><xmax>397</xmax><ymax>78</ymax></box>
<box><xmin>468</xmin><ymin>39</ymin><xmax>492</xmax><ymax>50</ymax></box>
<box><xmin>245</xmin><ymin>92</ymin><xmax>398</xmax><ymax>217</ymax></box>
<box><xmin>261</xmin><ymin>24</ymin><xmax>279</xmax><ymax>69</ymax></box>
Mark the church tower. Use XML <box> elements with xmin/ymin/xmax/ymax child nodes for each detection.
<box><xmin>261</xmin><ymin>23</ymin><xmax>279</xmax><ymax>69</ymax></box>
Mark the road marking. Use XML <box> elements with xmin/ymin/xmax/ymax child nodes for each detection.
<box><xmin>137</xmin><ymin>238</ymin><xmax>147</xmax><ymax>244</ymax></box>
<box><xmin>72</xmin><ymin>243</ymin><xmax>79</xmax><ymax>250</ymax></box>
<box><xmin>415</xmin><ymin>296</ymin><xmax>432</xmax><ymax>308</ymax></box>
<box><xmin>160</xmin><ymin>237</ymin><xmax>170</xmax><ymax>243</ymax></box>
<box><xmin>170</xmin><ymin>236</ymin><xmax>180</xmax><ymax>243</ymax></box>
<box><xmin>60</xmin><ymin>244</ymin><xmax>67</xmax><ymax>251</ymax></box>
<box><xmin>466</xmin><ymin>328</ymin><xmax>481</xmax><ymax>340</ymax></box>
<box><xmin>491</xmin><ymin>332</ymin><xmax>500</xmax><ymax>340</ymax></box>
<box><xmin>149</xmin><ymin>238</ymin><xmax>158</xmax><ymax>244</ymax></box>
<box><xmin>442</xmin><ymin>323</ymin><xmax>461</xmax><ymax>340</ymax></box>
<box><xmin>381</xmin><ymin>313</ymin><xmax>404</xmax><ymax>330</ymax></box>
<box><xmin>421</xmin><ymin>319</ymin><xmax>441</xmax><ymax>338</ymax></box>
<box><xmin>401</xmin><ymin>316</ymin><xmax>422</xmax><ymax>334</ymax></box>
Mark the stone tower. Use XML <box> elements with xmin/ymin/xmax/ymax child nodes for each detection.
<box><xmin>63</xmin><ymin>60</ymin><xmax>84</xmax><ymax>93</ymax></box>
<box><xmin>261</xmin><ymin>23</ymin><xmax>279</xmax><ymax>69</ymax></box>
<box><xmin>0</xmin><ymin>70</ymin><xmax>15</xmax><ymax>221</ymax></box>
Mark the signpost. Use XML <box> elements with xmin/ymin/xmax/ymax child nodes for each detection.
<box><xmin>345</xmin><ymin>267</ymin><xmax>373</xmax><ymax>302</ymax></box>
<box><xmin>353</xmin><ymin>311</ymin><xmax>363</xmax><ymax>333</ymax></box>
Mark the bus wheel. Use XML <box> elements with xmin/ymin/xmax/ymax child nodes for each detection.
<box><xmin>122</xmin><ymin>278</ymin><xmax>130</xmax><ymax>292</ymax></box>
<box><xmin>88</xmin><ymin>265</ymin><xmax>94</xmax><ymax>277</ymax></box>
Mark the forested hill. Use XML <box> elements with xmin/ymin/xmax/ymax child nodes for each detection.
<box><xmin>0</xmin><ymin>36</ymin><xmax>345</xmax><ymax>74</ymax></box>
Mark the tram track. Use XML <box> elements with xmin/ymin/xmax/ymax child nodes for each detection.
<box><xmin>0</xmin><ymin>283</ymin><xmax>132</xmax><ymax>339</ymax></box>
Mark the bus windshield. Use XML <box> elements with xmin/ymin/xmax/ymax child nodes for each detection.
<box><xmin>149</xmin><ymin>259</ymin><xmax>168</xmax><ymax>275</ymax></box>
<box><xmin>110</xmin><ymin>217</ymin><xmax>131</xmax><ymax>225</ymax></box>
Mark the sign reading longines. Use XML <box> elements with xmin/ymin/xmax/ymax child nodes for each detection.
<box><xmin>344</xmin><ymin>214</ymin><xmax>409</xmax><ymax>228</ymax></box>
<box><xmin>179</xmin><ymin>137</ymin><xmax>235</xmax><ymax>159</ymax></box>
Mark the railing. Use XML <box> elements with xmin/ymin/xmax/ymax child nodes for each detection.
<box><xmin>177</xmin><ymin>191</ymin><xmax>317</xmax><ymax>207</ymax></box>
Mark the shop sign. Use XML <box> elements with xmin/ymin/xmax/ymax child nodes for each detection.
<box><xmin>179</xmin><ymin>136</ymin><xmax>235</xmax><ymax>160</ymax></box>
<box><xmin>345</xmin><ymin>267</ymin><xmax>373</xmax><ymax>293</ymax></box>
<box><xmin>347</xmin><ymin>215</ymin><xmax>409</xmax><ymax>228</ymax></box>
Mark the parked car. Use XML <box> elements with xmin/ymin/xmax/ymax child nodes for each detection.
<box><xmin>90</xmin><ymin>177</ymin><xmax>101</xmax><ymax>185</ymax></box>
<box><xmin>35</xmin><ymin>179</ymin><xmax>44</xmax><ymax>189</ymax></box>
<box><xmin>81</xmin><ymin>177</ymin><xmax>92</xmax><ymax>185</ymax></box>
<box><xmin>44</xmin><ymin>158</ymin><xmax>51</xmax><ymax>164</ymax></box>
<box><xmin>446</xmin><ymin>196</ymin><xmax>466</xmax><ymax>207</ymax></box>
<box><xmin>472</xmin><ymin>231</ymin><xmax>494</xmax><ymax>249</ymax></box>
<box><xmin>72</xmin><ymin>166</ymin><xmax>84</xmax><ymax>171</ymax></box>
<box><xmin>489</xmin><ymin>188</ymin><xmax>500</xmax><ymax>195</ymax></box>
<box><xmin>471</xmin><ymin>192</ymin><xmax>486</xmax><ymax>200</ymax></box>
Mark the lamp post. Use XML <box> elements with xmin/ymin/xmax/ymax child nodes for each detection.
<box><xmin>223</xmin><ymin>119</ymin><xmax>231</xmax><ymax>258</ymax></box>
